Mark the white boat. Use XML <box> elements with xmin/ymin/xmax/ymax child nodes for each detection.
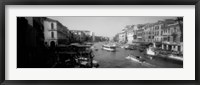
<box><xmin>126</xmin><ymin>55</ymin><xmax>140</xmax><ymax>63</ymax></box>
<box><xmin>146</xmin><ymin>48</ymin><xmax>156</xmax><ymax>56</ymax></box>
<box><xmin>126</xmin><ymin>55</ymin><xmax>145</xmax><ymax>63</ymax></box>
<box><xmin>102</xmin><ymin>44</ymin><xmax>116</xmax><ymax>51</ymax></box>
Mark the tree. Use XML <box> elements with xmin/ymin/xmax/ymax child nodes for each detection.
<box><xmin>113</xmin><ymin>34</ymin><xmax>119</xmax><ymax>42</ymax></box>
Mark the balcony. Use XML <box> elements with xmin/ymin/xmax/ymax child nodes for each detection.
<box><xmin>48</xmin><ymin>29</ymin><xmax>57</xmax><ymax>31</ymax></box>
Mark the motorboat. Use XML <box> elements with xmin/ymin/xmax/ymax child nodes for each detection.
<box><xmin>126</xmin><ymin>54</ymin><xmax>145</xmax><ymax>63</ymax></box>
<box><xmin>102</xmin><ymin>44</ymin><xmax>116</xmax><ymax>52</ymax></box>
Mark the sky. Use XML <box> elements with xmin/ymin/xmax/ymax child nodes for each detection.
<box><xmin>48</xmin><ymin>16</ymin><xmax>177</xmax><ymax>38</ymax></box>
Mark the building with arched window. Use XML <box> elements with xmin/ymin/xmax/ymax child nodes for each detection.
<box><xmin>43</xmin><ymin>18</ymin><xmax>70</xmax><ymax>47</ymax></box>
<box><xmin>43</xmin><ymin>19</ymin><xmax>58</xmax><ymax>47</ymax></box>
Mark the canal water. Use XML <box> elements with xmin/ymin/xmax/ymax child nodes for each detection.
<box><xmin>92</xmin><ymin>42</ymin><xmax>183</xmax><ymax>68</ymax></box>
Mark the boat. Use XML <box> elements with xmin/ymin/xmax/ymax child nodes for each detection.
<box><xmin>124</xmin><ymin>45</ymin><xmax>137</xmax><ymax>50</ymax></box>
<box><xmin>92</xmin><ymin>60</ymin><xmax>99</xmax><ymax>68</ymax></box>
<box><xmin>146</xmin><ymin>47</ymin><xmax>156</xmax><ymax>56</ymax></box>
<box><xmin>121</xmin><ymin>44</ymin><xmax>129</xmax><ymax>49</ymax></box>
<box><xmin>102</xmin><ymin>44</ymin><xmax>116</xmax><ymax>52</ymax></box>
<box><xmin>94</xmin><ymin>49</ymin><xmax>98</xmax><ymax>51</ymax></box>
<box><xmin>84</xmin><ymin>42</ymin><xmax>94</xmax><ymax>47</ymax></box>
<box><xmin>126</xmin><ymin>54</ymin><xmax>145</xmax><ymax>63</ymax></box>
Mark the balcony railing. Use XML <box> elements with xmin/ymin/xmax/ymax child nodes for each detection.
<box><xmin>48</xmin><ymin>29</ymin><xmax>57</xmax><ymax>31</ymax></box>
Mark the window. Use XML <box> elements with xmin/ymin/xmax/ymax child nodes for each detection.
<box><xmin>134</xmin><ymin>35</ymin><xmax>137</xmax><ymax>39</ymax></box>
<box><xmin>51</xmin><ymin>23</ymin><xmax>54</xmax><ymax>29</ymax></box>
<box><xmin>155</xmin><ymin>26</ymin><xmax>158</xmax><ymax>30</ymax></box>
<box><xmin>174</xmin><ymin>28</ymin><xmax>177</xmax><ymax>32</ymax></box>
<box><xmin>168</xmin><ymin>29</ymin><xmax>170</xmax><ymax>33</ymax></box>
<box><xmin>168</xmin><ymin>37</ymin><xmax>170</xmax><ymax>41</ymax></box>
<box><xmin>51</xmin><ymin>32</ymin><xmax>54</xmax><ymax>38</ymax></box>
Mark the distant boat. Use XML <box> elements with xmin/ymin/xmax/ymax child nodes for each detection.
<box><xmin>95</xmin><ymin>49</ymin><xmax>98</xmax><ymax>51</ymax></box>
<box><xmin>121</xmin><ymin>44</ymin><xmax>129</xmax><ymax>49</ymax></box>
<box><xmin>124</xmin><ymin>45</ymin><xmax>137</xmax><ymax>50</ymax></box>
<box><xmin>84</xmin><ymin>42</ymin><xmax>94</xmax><ymax>46</ymax></box>
<box><xmin>102</xmin><ymin>44</ymin><xmax>116</xmax><ymax>52</ymax></box>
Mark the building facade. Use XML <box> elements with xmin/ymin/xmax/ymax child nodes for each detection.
<box><xmin>43</xmin><ymin>18</ymin><xmax>70</xmax><ymax>47</ymax></box>
<box><xmin>161</xmin><ymin>22</ymin><xmax>183</xmax><ymax>52</ymax></box>
<box><xmin>43</xmin><ymin>19</ymin><xmax>58</xmax><ymax>47</ymax></box>
<box><xmin>125</xmin><ymin>25</ymin><xmax>134</xmax><ymax>44</ymax></box>
<box><xmin>118</xmin><ymin>32</ymin><xmax>127</xmax><ymax>44</ymax></box>
<box><xmin>136</xmin><ymin>24</ymin><xmax>145</xmax><ymax>42</ymax></box>
<box><xmin>116</xmin><ymin>17</ymin><xmax>183</xmax><ymax>52</ymax></box>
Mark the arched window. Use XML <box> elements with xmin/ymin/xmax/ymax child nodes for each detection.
<box><xmin>51</xmin><ymin>23</ymin><xmax>54</xmax><ymax>29</ymax></box>
<box><xmin>50</xmin><ymin>41</ymin><xmax>56</xmax><ymax>48</ymax></box>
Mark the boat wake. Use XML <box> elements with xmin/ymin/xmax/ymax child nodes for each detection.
<box><xmin>126</xmin><ymin>55</ymin><xmax>141</xmax><ymax>63</ymax></box>
<box><xmin>125</xmin><ymin>55</ymin><xmax>157</xmax><ymax>67</ymax></box>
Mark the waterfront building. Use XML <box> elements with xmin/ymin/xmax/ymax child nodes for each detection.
<box><xmin>121</xmin><ymin>25</ymin><xmax>139</xmax><ymax>44</ymax></box>
<box><xmin>136</xmin><ymin>24</ymin><xmax>145</xmax><ymax>42</ymax></box>
<box><xmin>125</xmin><ymin>25</ymin><xmax>134</xmax><ymax>44</ymax></box>
<box><xmin>132</xmin><ymin>25</ymin><xmax>138</xmax><ymax>43</ymax></box>
<box><xmin>161</xmin><ymin>21</ymin><xmax>183</xmax><ymax>52</ymax></box>
<box><xmin>114</xmin><ymin>17</ymin><xmax>183</xmax><ymax>53</ymax></box>
<box><xmin>82</xmin><ymin>30</ymin><xmax>92</xmax><ymax>36</ymax></box>
<box><xmin>118</xmin><ymin>32</ymin><xmax>127</xmax><ymax>44</ymax></box>
<box><xmin>143</xmin><ymin>24</ymin><xmax>151</xmax><ymax>42</ymax></box>
<box><xmin>43</xmin><ymin>18</ymin><xmax>70</xmax><ymax>47</ymax></box>
<box><xmin>162</xmin><ymin>22</ymin><xmax>181</xmax><ymax>43</ymax></box>
<box><xmin>70</xmin><ymin>30</ymin><xmax>85</xmax><ymax>42</ymax></box>
<box><xmin>70</xmin><ymin>30</ymin><xmax>94</xmax><ymax>42</ymax></box>
<box><xmin>126</xmin><ymin>30</ymin><xmax>134</xmax><ymax>44</ymax></box>
<box><xmin>152</xmin><ymin>22</ymin><xmax>163</xmax><ymax>42</ymax></box>
<box><xmin>43</xmin><ymin>19</ymin><xmax>57</xmax><ymax>47</ymax></box>
<box><xmin>141</xmin><ymin>19</ymin><xmax>183</xmax><ymax>52</ymax></box>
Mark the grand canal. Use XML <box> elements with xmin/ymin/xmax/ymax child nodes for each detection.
<box><xmin>92</xmin><ymin>42</ymin><xmax>183</xmax><ymax>68</ymax></box>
